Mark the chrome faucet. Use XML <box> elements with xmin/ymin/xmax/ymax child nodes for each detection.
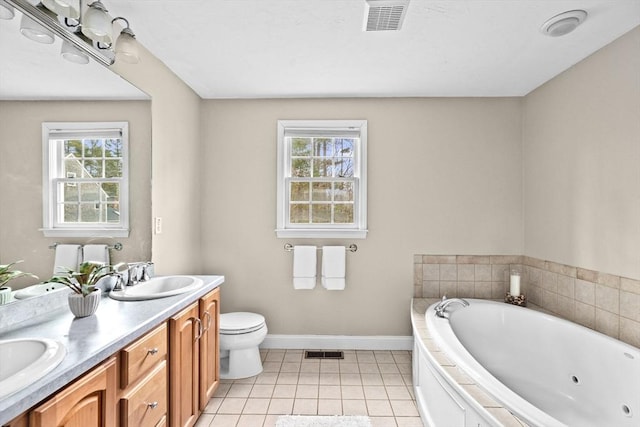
<box><xmin>434</xmin><ymin>296</ymin><xmax>469</xmax><ymax>318</ymax></box>
<box><xmin>112</xmin><ymin>272</ymin><xmax>125</xmax><ymax>291</ymax></box>
<box><xmin>110</xmin><ymin>262</ymin><xmax>152</xmax><ymax>291</ymax></box>
<box><xmin>126</xmin><ymin>262</ymin><xmax>153</xmax><ymax>286</ymax></box>
<box><xmin>126</xmin><ymin>263</ymin><xmax>139</xmax><ymax>286</ymax></box>
<box><xmin>138</xmin><ymin>262</ymin><xmax>152</xmax><ymax>282</ymax></box>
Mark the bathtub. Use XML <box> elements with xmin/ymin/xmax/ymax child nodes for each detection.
<box><xmin>414</xmin><ymin>298</ymin><xmax>640</xmax><ymax>427</ymax></box>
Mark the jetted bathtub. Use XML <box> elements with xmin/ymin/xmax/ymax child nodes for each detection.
<box><xmin>416</xmin><ymin>299</ymin><xmax>639</xmax><ymax>427</ymax></box>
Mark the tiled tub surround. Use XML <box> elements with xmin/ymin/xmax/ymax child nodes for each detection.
<box><xmin>0</xmin><ymin>275</ymin><xmax>225</xmax><ymax>426</ymax></box>
<box><xmin>413</xmin><ymin>255</ymin><xmax>640</xmax><ymax>348</ymax></box>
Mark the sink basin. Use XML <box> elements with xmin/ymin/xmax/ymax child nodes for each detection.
<box><xmin>109</xmin><ymin>275</ymin><xmax>204</xmax><ymax>301</ymax></box>
<box><xmin>0</xmin><ymin>338</ymin><xmax>66</xmax><ymax>399</ymax></box>
<box><xmin>14</xmin><ymin>282</ymin><xmax>67</xmax><ymax>300</ymax></box>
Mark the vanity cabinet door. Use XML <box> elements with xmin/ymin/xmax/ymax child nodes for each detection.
<box><xmin>198</xmin><ymin>287</ymin><xmax>220</xmax><ymax>411</ymax></box>
<box><xmin>30</xmin><ymin>357</ymin><xmax>116</xmax><ymax>427</ymax></box>
<box><xmin>169</xmin><ymin>303</ymin><xmax>201</xmax><ymax>427</ymax></box>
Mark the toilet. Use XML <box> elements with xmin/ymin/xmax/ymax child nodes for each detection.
<box><xmin>219</xmin><ymin>312</ymin><xmax>268</xmax><ymax>379</ymax></box>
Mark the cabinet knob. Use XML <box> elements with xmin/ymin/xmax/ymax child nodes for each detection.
<box><xmin>147</xmin><ymin>348</ymin><xmax>159</xmax><ymax>355</ymax></box>
<box><xmin>147</xmin><ymin>401</ymin><xmax>159</xmax><ymax>409</ymax></box>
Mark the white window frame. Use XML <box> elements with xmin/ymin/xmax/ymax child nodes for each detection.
<box><xmin>41</xmin><ymin>121</ymin><xmax>130</xmax><ymax>238</ymax></box>
<box><xmin>276</xmin><ymin>119</ymin><xmax>368</xmax><ymax>239</ymax></box>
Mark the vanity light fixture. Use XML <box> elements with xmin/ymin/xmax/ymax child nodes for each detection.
<box><xmin>0</xmin><ymin>0</ymin><xmax>14</xmax><ymax>20</ymax></box>
<box><xmin>112</xmin><ymin>17</ymin><xmax>139</xmax><ymax>64</ymax></box>
<box><xmin>20</xmin><ymin>13</ymin><xmax>54</xmax><ymax>43</ymax></box>
<box><xmin>541</xmin><ymin>10</ymin><xmax>588</xmax><ymax>37</ymax></box>
<box><xmin>5</xmin><ymin>0</ymin><xmax>138</xmax><ymax>67</ymax></box>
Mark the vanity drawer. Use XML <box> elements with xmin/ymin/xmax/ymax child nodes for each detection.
<box><xmin>120</xmin><ymin>361</ymin><xmax>167</xmax><ymax>427</ymax></box>
<box><xmin>120</xmin><ymin>322</ymin><xmax>167</xmax><ymax>388</ymax></box>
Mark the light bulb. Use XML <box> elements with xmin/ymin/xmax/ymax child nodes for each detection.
<box><xmin>61</xmin><ymin>40</ymin><xmax>90</xmax><ymax>64</ymax></box>
<box><xmin>41</xmin><ymin>0</ymin><xmax>80</xmax><ymax>20</ymax></box>
<box><xmin>0</xmin><ymin>0</ymin><xmax>15</xmax><ymax>20</ymax></box>
<box><xmin>115</xmin><ymin>30</ymin><xmax>139</xmax><ymax>64</ymax></box>
<box><xmin>81</xmin><ymin>1</ymin><xmax>112</xmax><ymax>44</ymax></box>
<box><xmin>20</xmin><ymin>14</ymin><xmax>55</xmax><ymax>44</ymax></box>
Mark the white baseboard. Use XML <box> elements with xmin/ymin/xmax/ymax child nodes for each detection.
<box><xmin>261</xmin><ymin>334</ymin><xmax>413</xmax><ymax>351</ymax></box>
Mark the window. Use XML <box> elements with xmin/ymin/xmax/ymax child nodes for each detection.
<box><xmin>276</xmin><ymin>120</ymin><xmax>367</xmax><ymax>239</ymax></box>
<box><xmin>42</xmin><ymin>122</ymin><xmax>129</xmax><ymax>237</ymax></box>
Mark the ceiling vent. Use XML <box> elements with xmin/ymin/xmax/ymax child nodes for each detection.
<box><xmin>364</xmin><ymin>0</ymin><xmax>409</xmax><ymax>32</ymax></box>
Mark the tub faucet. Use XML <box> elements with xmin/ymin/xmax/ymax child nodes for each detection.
<box><xmin>435</xmin><ymin>296</ymin><xmax>470</xmax><ymax>318</ymax></box>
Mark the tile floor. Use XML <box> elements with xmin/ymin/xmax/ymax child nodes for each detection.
<box><xmin>195</xmin><ymin>349</ymin><xmax>424</xmax><ymax>427</ymax></box>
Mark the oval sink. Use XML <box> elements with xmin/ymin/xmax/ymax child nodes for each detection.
<box><xmin>109</xmin><ymin>275</ymin><xmax>203</xmax><ymax>301</ymax></box>
<box><xmin>14</xmin><ymin>282</ymin><xmax>67</xmax><ymax>300</ymax></box>
<box><xmin>0</xmin><ymin>338</ymin><xmax>66</xmax><ymax>399</ymax></box>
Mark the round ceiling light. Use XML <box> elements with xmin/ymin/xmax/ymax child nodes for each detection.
<box><xmin>541</xmin><ymin>10</ymin><xmax>588</xmax><ymax>37</ymax></box>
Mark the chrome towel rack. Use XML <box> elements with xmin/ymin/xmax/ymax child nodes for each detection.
<box><xmin>49</xmin><ymin>242</ymin><xmax>123</xmax><ymax>251</ymax></box>
<box><xmin>284</xmin><ymin>243</ymin><xmax>357</xmax><ymax>253</ymax></box>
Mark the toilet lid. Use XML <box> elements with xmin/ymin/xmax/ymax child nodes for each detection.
<box><xmin>220</xmin><ymin>312</ymin><xmax>265</xmax><ymax>334</ymax></box>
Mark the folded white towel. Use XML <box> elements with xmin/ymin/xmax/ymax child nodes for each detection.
<box><xmin>321</xmin><ymin>246</ymin><xmax>346</xmax><ymax>290</ymax></box>
<box><xmin>82</xmin><ymin>244</ymin><xmax>110</xmax><ymax>265</ymax></box>
<box><xmin>293</xmin><ymin>246</ymin><xmax>317</xmax><ymax>290</ymax></box>
<box><xmin>53</xmin><ymin>244</ymin><xmax>81</xmax><ymax>275</ymax></box>
<box><xmin>321</xmin><ymin>277</ymin><xmax>345</xmax><ymax>290</ymax></box>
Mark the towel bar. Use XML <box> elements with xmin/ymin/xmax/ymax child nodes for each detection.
<box><xmin>49</xmin><ymin>242</ymin><xmax>123</xmax><ymax>251</ymax></box>
<box><xmin>284</xmin><ymin>243</ymin><xmax>357</xmax><ymax>253</ymax></box>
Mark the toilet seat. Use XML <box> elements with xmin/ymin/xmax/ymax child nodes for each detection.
<box><xmin>220</xmin><ymin>312</ymin><xmax>266</xmax><ymax>335</ymax></box>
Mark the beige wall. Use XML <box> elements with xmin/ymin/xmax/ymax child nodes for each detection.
<box><xmin>113</xmin><ymin>45</ymin><xmax>203</xmax><ymax>275</ymax></box>
<box><xmin>523</xmin><ymin>26</ymin><xmax>640</xmax><ymax>279</ymax></box>
<box><xmin>201</xmin><ymin>98</ymin><xmax>523</xmax><ymax>335</ymax></box>
<box><xmin>0</xmin><ymin>100</ymin><xmax>152</xmax><ymax>287</ymax></box>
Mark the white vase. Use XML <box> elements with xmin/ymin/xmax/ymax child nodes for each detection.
<box><xmin>0</xmin><ymin>286</ymin><xmax>11</xmax><ymax>305</ymax></box>
<box><xmin>68</xmin><ymin>288</ymin><xmax>101</xmax><ymax>318</ymax></box>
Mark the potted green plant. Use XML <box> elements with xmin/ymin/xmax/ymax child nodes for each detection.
<box><xmin>50</xmin><ymin>261</ymin><xmax>118</xmax><ymax>317</ymax></box>
<box><xmin>0</xmin><ymin>260</ymin><xmax>38</xmax><ymax>304</ymax></box>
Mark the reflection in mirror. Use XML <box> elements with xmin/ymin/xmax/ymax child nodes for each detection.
<box><xmin>0</xmin><ymin>8</ymin><xmax>151</xmax><ymax>306</ymax></box>
<box><xmin>0</xmin><ymin>5</ymin><xmax>146</xmax><ymax>100</ymax></box>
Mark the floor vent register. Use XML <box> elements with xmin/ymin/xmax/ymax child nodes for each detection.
<box><xmin>304</xmin><ymin>350</ymin><xmax>345</xmax><ymax>359</ymax></box>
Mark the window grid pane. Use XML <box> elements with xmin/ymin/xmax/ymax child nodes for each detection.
<box><xmin>55</xmin><ymin>180</ymin><xmax>121</xmax><ymax>224</ymax></box>
<box><xmin>58</xmin><ymin>135</ymin><xmax>123</xmax><ymax>226</ymax></box>
<box><xmin>287</xmin><ymin>133</ymin><xmax>358</xmax><ymax>226</ymax></box>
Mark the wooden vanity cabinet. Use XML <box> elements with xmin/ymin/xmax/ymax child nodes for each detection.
<box><xmin>29</xmin><ymin>356</ymin><xmax>117</xmax><ymax>427</ymax></box>
<box><xmin>168</xmin><ymin>288</ymin><xmax>221</xmax><ymax>427</ymax></box>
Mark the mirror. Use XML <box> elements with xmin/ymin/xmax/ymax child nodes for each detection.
<box><xmin>0</xmin><ymin>7</ymin><xmax>152</xmax><ymax>305</ymax></box>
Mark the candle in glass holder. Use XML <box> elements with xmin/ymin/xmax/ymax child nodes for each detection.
<box><xmin>510</xmin><ymin>270</ymin><xmax>521</xmax><ymax>296</ymax></box>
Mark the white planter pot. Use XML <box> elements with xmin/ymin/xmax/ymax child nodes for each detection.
<box><xmin>68</xmin><ymin>288</ymin><xmax>101</xmax><ymax>318</ymax></box>
<box><xmin>0</xmin><ymin>286</ymin><xmax>11</xmax><ymax>305</ymax></box>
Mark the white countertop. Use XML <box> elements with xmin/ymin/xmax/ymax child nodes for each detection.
<box><xmin>0</xmin><ymin>275</ymin><xmax>224</xmax><ymax>425</ymax></box>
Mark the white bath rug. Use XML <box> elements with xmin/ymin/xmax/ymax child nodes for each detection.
<box><xmin>275</xmin><ymin>415</ymin><xmax>372</xmax><ymax>427</ymax></box>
